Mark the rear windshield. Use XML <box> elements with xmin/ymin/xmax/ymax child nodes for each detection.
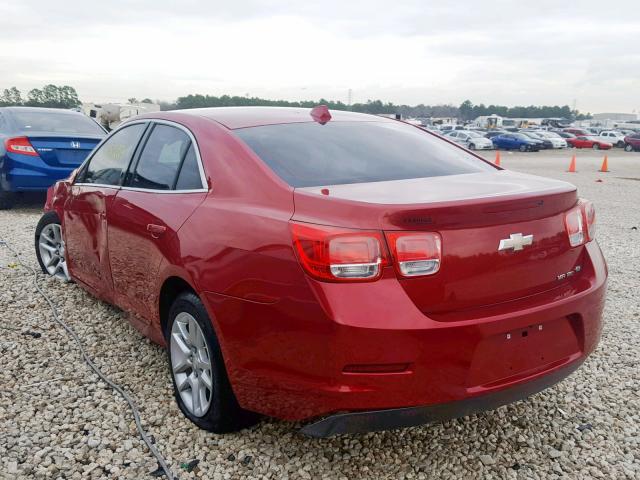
<box><xmin>11</xmin><ymin>111</ymin><xmax>105</xmax><ymax>135</ymax></box>
<box><xmin>235</xmin><ymin>121</ymin><xmax>495</xmax><ymax>187</ymax></box>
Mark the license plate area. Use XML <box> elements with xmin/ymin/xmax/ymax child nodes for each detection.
<box><xmin>467</xmin><ymin>317</ymin><xmax>581</xmax><ymax>388</ymax></box>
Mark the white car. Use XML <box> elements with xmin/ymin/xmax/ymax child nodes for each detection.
<box><xmin>597</xmin><ymin>131</ymin><xmax>626</xmax><ymax>148</ymax></box>
<box><xmin>445</xmin><ymin>130</ymin><xmax>494</xmax><ymax>150</ymax></box>
<box><xmin>532</xmin><ymin>131</ymin><xmax>567</xmax><ymax>149</ymax></box>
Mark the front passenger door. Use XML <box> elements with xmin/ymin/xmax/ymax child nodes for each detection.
<box><xmin>64</xmin><ymin>123</ymin><xmax>147</xmax><ymax>298</ymax></box>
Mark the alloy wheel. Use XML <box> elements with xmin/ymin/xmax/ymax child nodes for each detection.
<box><xmin>38</xmin><ymin>223</ymin><xmax>70</xmax><ymax>281</ymax></box>
<box><xmin>170</xmin><ymin>312</ymin><xmax>213</xmax><ymax>417</ymax></box>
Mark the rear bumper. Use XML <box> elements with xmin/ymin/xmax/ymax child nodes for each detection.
<box><xmin>204</xmin><ymin>241</ymin><xmax>606</xmax><ymax>425</ymax></box>
<box><xmin>301</xmin><ymin>357</ymin><xmax>583</xmax><ymax>437</ymax></box>
<box><xmin>1</xmin><ymin>153</ymin><xmax>75</xmax><ymax>191</ymax></box>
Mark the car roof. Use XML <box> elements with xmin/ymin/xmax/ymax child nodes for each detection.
<box><xmin>0</xmin><ymin>106</ymin><xmax>85</xmax><ymax>116</ymax></box>
<box><xmin>163</xmin><ymin>106</ymin><xmax>394</xmax><ymax>130</ymax></box>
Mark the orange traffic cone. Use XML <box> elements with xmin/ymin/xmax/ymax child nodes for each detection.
<box><xmin>494</xmin><ymin>150</ymin><xmax>501</xmax><ymax>166</ymax></box>
<box><xmin>567</xmin><ymin>155</ymin><xmax>577</xmax><ymax>173</ymax></box>
<box><xmin>599</xmin><ymin>155</ymin><xmax>609</xmax><ymax>172</ymax></box>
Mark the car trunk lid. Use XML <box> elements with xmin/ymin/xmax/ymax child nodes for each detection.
<box><xmin>28</xmin><ymin>135</ymin><xmax>102</xmax><ymax>167</ymax></box>
<box><xmin>293</xmin><ymin>170</ymin><xmax>580</xmax><ymax>316</ymax></box>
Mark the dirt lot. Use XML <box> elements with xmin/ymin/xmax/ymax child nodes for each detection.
<box><xmin>1</xmin><ymin>148</ymin><xmax>639</xmax><ymax>479</ymax></box>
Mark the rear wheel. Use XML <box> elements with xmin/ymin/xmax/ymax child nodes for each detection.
<box><xmin>592</xmin><ymin>143</ymin><xmax>600</xmax><ymax>150</ymax></box>
<box><xmin>519</xmin><ymin>145</ymin><xmax>527</xmax><ymax>152</ymax></box>
<box><xmin>35</xmin><ymin>212</ymin><xmax>70</xmax><ymax>282</ymax></box>
<box><xmin>617</xmin><ymin>140</ymin><xmax>625</xmax><ymax>148</ymax></box>
<box><xmin>166</xmin><ymin>292</ymin><xmax>260</xmax><ymax>433</ymax></box>
<box><xmin>0</xmin><ymin>185</ymin><xmax>14</xmax><ymax>210</ymax></box>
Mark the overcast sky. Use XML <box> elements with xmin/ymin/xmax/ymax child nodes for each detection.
<box><xmin>1</xmin><ymin>1</ymin><xmax>639</xmax><ymax>113</ymax></box>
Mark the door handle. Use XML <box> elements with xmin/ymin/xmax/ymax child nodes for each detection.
<box><xmin>147</xmin><ymin>224</ymin><xmax>167</xmax><ymax>238</ymax></box>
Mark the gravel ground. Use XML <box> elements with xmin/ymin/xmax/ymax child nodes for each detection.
<box><xmin>1</xmin><ymin>149</ymin><xmax>639</xmax><ymax>479</ymax></box>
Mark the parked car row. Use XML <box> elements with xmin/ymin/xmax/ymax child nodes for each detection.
<box><xmin>432</xmin><ymin>123</ymin><xmax>640</xmax><ymax>153</ymax></box>
<box><xmin>1</xmin><ymin>106</ymin><xmax>638</xmax><ymax>211</ymax></box>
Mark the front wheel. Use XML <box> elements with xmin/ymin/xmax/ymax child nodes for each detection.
<box><xmin>592</xmin><ymin>144</ymin><xmax>600</xmax><ymax>150</ymax></box>
<box><xmin>35</xmin><ymin>212</ymin><xmax>71</xmax><ymax>282</ymax></box>
<box><xmin>468</xmin><ymin>143</ymin><xmax>476</xmax><ymax>150</ymax></box>
<box><xmin>624</xmin><ymin>144</ymin><xmax>633</xmax><ymax>152</ymax></box>
<box><xmin>166</xmin><ymin>292</ymin><xmax>260</xmax><ymax>433</ymax></box>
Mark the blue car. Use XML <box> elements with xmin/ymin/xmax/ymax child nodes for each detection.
<box><xmin>0</xmin><ymin>107</ymin><xmax>106</xmax><ymax>209</ymax></box>
<box><xmin>491</xmin><ymin>133</ymin><xmax>541</xmax><ymax>152</ymax></box>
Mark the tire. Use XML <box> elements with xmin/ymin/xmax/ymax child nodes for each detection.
<box><xmin>617</xmin><ymin>141</ymin><xmax>625</xmax><ymax>148</ymax></box>
<box><xmin>624</xmin><ymin>144</ymin><xmax>633</xmax><ymax>152</ymax></box>
<box><xmin>165</xmin><ymin>291</ymin><xmax>260</xmax><ymax>433</ymax></box>
<box><xmin>35</xmin><ymin>211</ymin><xmax>71</xmax><ymax>281</ymax></box>
<box><xmin>0</xmin><ymin>185</ymin><xmax>14</xmax><ymax>210</ymax></box>
<box><xmin>592</xmin><ymin>144</ymin><xmax>600</xmax><ymax>150</ymax></box>
<box><xmin>468</xmin><ymin>143</ymin><xmax>476</xmax><ymax>150</ymax></box>
<box><xmin>519</xmin><ymin>145</ymin><xmax>527</xmax><ymax>152</ymax></box>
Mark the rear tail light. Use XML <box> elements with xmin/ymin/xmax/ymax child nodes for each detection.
<box><xmin>385</xmin><ymin>232</ymin><xmax>442</xmax><ymax>277</ymax></box>
<box><xmin>564</xmin><ymin>200</ymin><xmax>596</xmax><ymax>247</ymax></box>
<box><xmin>564</xmin><ymin>206</ymin><xmax>585</xmax><ymax>247</ymax></box>
<box><xmin>290</xmin><ymin>222</ymin><xmax>389</xmax><ymax>282</ymax></box>
<box><xmin>582</xmin><ymin>200</ymin><xmax>596</xmax><ymax>241</ymax></box>
<box><xmin>5</xmin><ymin>137</ymin><xmax>38</xmax><ymax>156</ymax></box>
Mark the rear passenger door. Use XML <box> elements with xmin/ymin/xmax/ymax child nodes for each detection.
<box><xmin>107</xmin><ymin>121</ymin><xmax>208</xmax><ymax>323</ymax></box>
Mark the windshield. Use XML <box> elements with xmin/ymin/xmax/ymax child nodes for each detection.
<box><xmin>467</xmin><ymin>131</ymin><xmax>483</xmax><ymax>138</ymax></box>
<box><xmin>513</xmin><ymin>134</ymin><xmax>530</xmax><ymax>140</ymax></box>
<box><xmin>11</xmin><ymin>111</ymin><xmax>105</xmax><ymax>135</ymax></box>
<box><xmin>235</xmin><ymin>121</ymin><xmax>496</xmax><ymax>187</ymax></box>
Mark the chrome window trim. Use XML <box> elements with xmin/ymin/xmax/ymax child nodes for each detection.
<box><xmin>73</xmin><ymin>183</ymin><xmax>207</xmax><ymax>194</ymax></box>
<box><xmin>74</xmin><ymin>118</ymin><xmax>209</xmax><ymax>193</ymax></box>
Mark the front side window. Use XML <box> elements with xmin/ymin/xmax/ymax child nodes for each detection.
<box><xmin>235</xmin><ymin>121</ymin><xmax>495</xmax><ymax>188</ymax></box>
<box><xmin>81</xmin><ymin>123</ymin><xmax>145</xmax><ymax>186</ymax></box>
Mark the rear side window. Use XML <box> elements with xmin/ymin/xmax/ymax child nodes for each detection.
<box><xmin>81</xmin><ymin>123</ymin><xmax>145</xmax><ymax>186</ymax></box>
<box><xmin>175</xmin><ymin>145</ymin><xmax>203</xmax><ymax>190</ymax></box>
<box><xmin>10</xmin><ymin>110</ymin><xmax>105</xmax><ymax>135</ymax></box>
<box><xmin>235</xmin><ymin>121</ymin><xmax>495</xmax><ymax>188</ymax></box>
<box><xmin>129</xmin><ymin>124</ymin><xmax>191</xmax><ymax>190</ymax></box>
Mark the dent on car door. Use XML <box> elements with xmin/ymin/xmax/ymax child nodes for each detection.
<box><xmin>64</xmin><ymin>123</ymin><xmax>147</xmax><ymax>299</ymax></box>
<box><xmin>107</xmin><ymin>122</ymin><xmax>207</xmax><ymax>324</ymax></box>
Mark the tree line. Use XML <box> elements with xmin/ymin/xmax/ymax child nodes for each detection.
<box><xmin>166</xmin><ymin>95</ymin><xmax>590</xmax><ymax>120</ymax></box>
<box><xmin>0</xmin><ymin>84</ymin><xmax>591</xmax><ymax>120</ymax></box>
<box><xmin>0</xmin><ymin>85</ymin><xmax>81</xmax><ymax>109</ymax></box>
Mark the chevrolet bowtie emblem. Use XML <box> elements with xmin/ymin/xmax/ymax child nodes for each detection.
<box><xmin>498</xmin><ymin>233</ymin><xmax>533</xmax><ymax>252</ymax></box>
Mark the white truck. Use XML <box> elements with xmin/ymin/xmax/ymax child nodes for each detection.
<box><xmin>597</xmin><ymin>130</ymin><xmax>626</xmax><ymax>148</ymax></box>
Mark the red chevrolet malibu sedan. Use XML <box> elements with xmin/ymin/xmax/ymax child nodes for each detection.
<box><xmin>35</xmin><ymin>107</ymin><xmax>607</xmax><ymax>437</ymax></box>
